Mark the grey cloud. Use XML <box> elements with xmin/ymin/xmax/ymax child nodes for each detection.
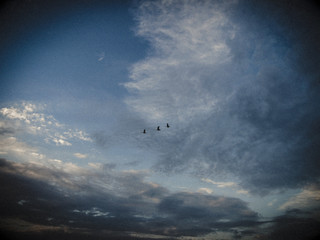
<box><xmin>123</xmin><ymin>0</ymin><xmax>320</xmax><ymax>195</ymax></box>
<box><xmin>158</xmin><ymin>192</ymin><xmax>259</xmax><ymax>234</ymax></box>
<box><xmin>0</xmin><ymin>158</ymin><xmax>265</xmax><ymax>238</ymax></box>
<box><xmin>4</xmin><ymin>158</ymin><xmax>320</xmax><ymax>239</ymax></box>
<box><xmin>0</xmin><ymin>119</ymin><xmax>19</xmax><ymax>136</ymax></box>
<box><xmin>0</xmin><ymin>126</ymin><xmax>15</xmax><ymax>135</ymax></box>
<box><xmin>91</xmin><ymin>111</ymin><xmax>150</xmax><ymax>148</ymax></box>
<box><xmin>260</xmin><ymin>209</ymin><xmax>320</xmax><ymax>240</ymax></box>
<box><xmin>0</xmin><ymin>159</ymin><xmax>156</xmax><ymax>236</ymax></box>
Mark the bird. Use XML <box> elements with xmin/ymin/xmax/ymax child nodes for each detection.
<box><xmin>143</xmin><ymin>129</ymin><xmax>146</xmax><ymax>134</ymax></box>
<box><xmin>157</xmin><ymin>126</ymin><xmax>160</xmax><ymax>131</ymax></box>
<box><xmin>167</xmin><ymin>123</ymin><xmax>170</xmax><ymax>128</ymax></box>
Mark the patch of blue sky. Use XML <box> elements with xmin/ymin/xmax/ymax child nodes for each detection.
<box><xmin>0</xmin><ymin>2</ymin><xmax>148</xmax><ymax>103</ymax></box>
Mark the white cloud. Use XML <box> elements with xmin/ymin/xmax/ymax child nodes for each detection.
<box><xmin>0</xmin><ymin>102</ymin><xmax>92</xmax><ymax>146</ymax></box>
<box><xmin>0</xmin><ymin>103</ymin><xmax>49</xmax><ymax>127</ymax></box>
<box><xmin>0</xmin><ymin>134</ymin><xmax>45</xmax><ymax>163</ymax></box>
<box><xmin>97</xmin><ymin>51</ymin><xmax>105</xmax><ymax>61</ymax></box>
<box><xmin>200</xmin><ymin>178</ymin><xmax>249</xmax><ymax>195</ymax></box>
<box><xmin>88</xmin><ymin>162</ymin><xmax>102</xmax><ymax>169</ymax></box>
<box><xmin>53</xmin><ymin>138</ymin><xmax>72</xmax><ymax>146</ymax></box>
<box><xmin>124</xmin><ymin>0</ymin><xmax>236</xmax><ymax>124</ymax></box>
<box><xmin>202</xmin><ymin>178</ymin><xmax>237</xmax><ymax>188</ymax></box>
<box><xmin>198</xmin><ymin>187</ymin><xmax>213</xmax><ymax>194</ymax></box>
<box><xmin>0</xmin><ymin>116</ymin><xmax>88</xmax><ymax>171</ymax></box>
<box><xmin>73</xmin><ymin>207</ymin><xmax>111</xmax><ymax>217</ymax></box>
<box><xmin>67</xmin><ymin>129</ymin><xmax>92</xmax><ymax>142</ymax></box>
<box><xmin>74</xmin><ymin>153</ymin><xmax>88</xmax><ymax>159</ymax></box>
<box><xmin>279</xmin><ymin>186</ymin><xmax>320</xmax><ymax>210</ymax></box>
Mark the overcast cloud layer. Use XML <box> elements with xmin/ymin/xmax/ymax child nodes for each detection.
<box><xmin>124</xmin><ymin>0</ymin><xmax>320</xmax><ymax>194</ymax></box>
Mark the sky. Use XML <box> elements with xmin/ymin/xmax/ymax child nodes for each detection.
<box><xmin>1</xmin><ymin>0</ymin><xmax>320</xmax><ymax>239</ymax></box>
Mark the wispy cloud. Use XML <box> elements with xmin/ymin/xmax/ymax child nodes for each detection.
<box><xmin>201</xmin><ymin>178</ymin><xmax>249</xmax><ymax>196</ymax></box>
<box><xmin>202</xmin><ymin>178</ymin><xmax>237</xmax><ymax>188</ymax></box>
<box><xmin>0</xmin><ymin>133</ymin><xmax>46</xmax><ymax>163</ymax></box>
<box><xmin>73</xmin><ymin>153</ymin><xmax>88</xmax><ymax>159</ymax></box>
<box><xmin>123</xmin><ymin>0</ymin><xmax>320</xmax><ymax>195</ymax></box>
<box><xmin>97</xmin><ymin>51</ymin><xmax>105</xmax><ymax>61</ymax></box>
<box><xmin>198</xmin><ymin>187</ymin><xmax>214</xmax><ymax>194</ymax></box>
<box><xmin>279</xmin><ymin>185</ymin><xmax>320</xmax><ymax>211</ymax></box>
<box><xmin>73</xmin><ymin>207</ymin><xmax>112</xmax><ymax>218</ymax></box>
<box><xmin>125</xmin><ymin>0</ymin><xmax>235</xmax><ymax>123</ymax></box>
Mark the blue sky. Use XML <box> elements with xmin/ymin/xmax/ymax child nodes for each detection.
<box><xmin>1</xmin><ymin>0</ymin><xmax>320</xmax><ymax>239</ymax></box>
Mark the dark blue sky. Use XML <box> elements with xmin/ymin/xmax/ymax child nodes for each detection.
<box><xmin>0</xmin><ymin>0</ymin><xmax>148</xmax><ymax>102</ymax></box>
<box><xmin>1</xmin><ymin>0</ymin><xmax>320</xmax><ymax>239</ymax></box>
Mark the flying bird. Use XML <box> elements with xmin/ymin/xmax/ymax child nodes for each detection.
<box><xmin>143</xmin><ymin>129</ymin><xmax>146</xmax><ymax>134</ymax></box>
<box><xmin>157</xmin><ymin>126</ymin><xmax>160</xmax><ymax>131</ymax></box>
<box><xmin>167</xmin><ymin>123</ymin><xmax>170</xmax><ymax>128</ymax></box>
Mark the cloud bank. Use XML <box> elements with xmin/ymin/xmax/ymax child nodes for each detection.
<box><xmin>0</xmin><ymin>158</ymin><xmax>264</xmax><ymax>239</ymax></box>
<box><xmin>2</xmin><ymin>158</ymin><xmax>320</xmax><ymax>239</ymax></box>
<box><xmin>123</xmin><ymin>0</ymin><xmax>320</xmax><ymax>194</ymax></box>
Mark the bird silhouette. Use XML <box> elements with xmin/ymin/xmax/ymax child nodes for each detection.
<box><xmin>157</xmin><ymin>126</ymin><xmax>160</xmax><ymax>131</ymax></box>
<box><xmin>167</xmin><ymin>123</ymin><xmax>170</xmax><ymax>128</ymax></box>
<box><xmin>143</xmin><ymin>129</ymin><xmax>146</xmax><ymax>134</ymax></box>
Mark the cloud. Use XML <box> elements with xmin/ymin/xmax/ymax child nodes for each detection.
<box><xmin>259</xmin><ymin>209</ymin><xmax>320</xmax><ymax>240</ymax></box>
<box><xmin>0</xmin><ymin>121</ymin><xmax>15</xmax><ymax>135</ymax></box>
<box><xmin>125</xmin><ymin>0</ymin><xmax>235</xmax><ymax>123</ymax></box>
<box><xmin>17</xmin><ymin>200</ymin><xmax>27</xmax><ymax>206</ymax></box>
<box><xmin>97</xmin><ymin>51</ymin><xmax>105</xmax><ymax>61</ymax></box>
<box><xmin>202</xmin><ymin>178</ymin><xmax>237</xmax><ymax>188</ymax></box>
<box><xmin>158</xmin><ymin>192</ymin><xmax>258</xmax><ymax>221</ymax></box>
<box><xmin>1</xmin><ymin>102</ymin><xmax>53</xmax><ymax>129</ymax></box>
<box><xmin>156</xmin><ymin>192</ymin><xmax>260</xmax><ymax>237</ymax></box>
<box><xmin>279</xmin><ymin>184</ymin><xmax>320</xmax><ymax>211</ymax></box>
<box><xmin>73</xmin><ymin>153</ymin><xmax>88</xmax><ymax>159</ymax></box>
<box><xmin>198</xmin><ymin>188</ymin><xmax>213</xmax><ymax>194</ymax></box>
<box><xmin>237</xmin><ymin>189</ymin><xmax>249</xmax><ymax>195</ymax></box>
<box><xmin>0</xmin><ymin>158</ymin><xmax>265</xmax><ymax>238</ymax></box>
<box><xmin>73</xmin><ymin>207</ymin><xmax>112</xmax><ymax>218</ymax></box>
<box><xmin>53</xmin><ymin>138</ymin><xmax>72</xmax><ymax>146</ymax></box>
<box><xmin>0</xmin><ymin>102</ymin><xmax>92</xmax><ymax>147</ymax></box>
<box><xmin>0</xmin><ymin>117</ymin><xmax>75</xmax><ymax>165</ymax></box>
<box><xmin>201</xmin><ymin>178</ymin><xmax>250</xmax><ymax>195</ymax></box>
<box><xmin>268</xmin><ymin>199</ymin><xmax>278</xmax><ymax>207</ymax></box>
<box><xmin>123</xmin><ymin>0</ymin><xmax>320</xmax><ymax>195</ymax></box>
<box><xmin>0</xmin><ymin>133</ymin><xmax>47</xmax><ymax>163</ymax></box>
<box><xmin>4</xmin><ymin>157</ymin><xmax>320</xmax><ymax>239</ymax></box>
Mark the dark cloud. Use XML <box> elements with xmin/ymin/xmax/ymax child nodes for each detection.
<box><xmin>2</xmin><ymin>158</ymin><xmax>320</xmax><ymax>239</ymax></box>
<box><xmin>260</xmin><ymin>209</ymin><xmax>320</xmax><ymax>240</ymax></box>
<box><xmin>156</xmin><ymin>192</ymin><xmax>260</xmax><ymax>236</ymax></box>
<box><xmin>159</xmin><ymin>192</ymin><xmax>258</xmax><ymax>221</ymax></box>
<box><xmin>0</xmin><ymin>159</ymin><xmax>156</xmax><ymax>238</ymax></box>
<box><xmin>0</xmin><ymin>158</ymin><xmax>266</xmax><ymax>239</ymax></box>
